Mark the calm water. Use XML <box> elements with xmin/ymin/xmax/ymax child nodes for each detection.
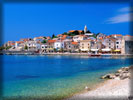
<box><xmin>2</xmin><ymin>55</ymin><xmax>133</xmax><ymax>100</ymax></box>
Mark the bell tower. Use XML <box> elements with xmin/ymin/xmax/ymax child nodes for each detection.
<box><xmin>84</xmin><ymin>25</ymin><xmax>87</xmax><ymax>33</ymax></box>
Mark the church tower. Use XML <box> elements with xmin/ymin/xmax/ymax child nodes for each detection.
<box><xmin>84</xmin><ymin>25</ymin><xmax>87</xmax><ymax>33</ymax></box>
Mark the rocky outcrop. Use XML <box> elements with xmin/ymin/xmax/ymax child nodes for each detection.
<box><xmin>101</xmin><ymin>66</ymin><xmax>131</xmax><ymax>80</ymax></box>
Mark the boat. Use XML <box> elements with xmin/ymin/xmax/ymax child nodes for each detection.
<box><xmin>88</xmin><ymin>52</ymin><xmax>101</xmax><ymax>57</ymax></box>
<box><xmin>89</xmin><ymin>54</ymin><xmax>101</xmax><ymax>57</ymax></box>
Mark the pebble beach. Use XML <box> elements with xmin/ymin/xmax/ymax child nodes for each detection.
<box><xmin>67</xmin><ymin>67</ymin><xmax>132</xmax><ymax>100</ymax></box>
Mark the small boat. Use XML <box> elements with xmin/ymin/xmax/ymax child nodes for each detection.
<box><xmin>88</xmin><ymin>53</ymin><xmax>101</xmax><ymax>57</ymax></box>
<box><xmin>90</xmin><ymin>54</ymin><xmax>101</xmax><ymax>57</ymax></box>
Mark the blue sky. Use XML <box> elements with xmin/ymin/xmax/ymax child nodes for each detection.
<box><xmin>3</xmin><ymin>3</ymin><xmax>130</xmax><ymax>43</ymax></box>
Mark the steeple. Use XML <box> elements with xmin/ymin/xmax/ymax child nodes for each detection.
<box><xmin>84</xmin><ymin>25</ymin><xmax>87</xmax><ymax>33</ymax></box>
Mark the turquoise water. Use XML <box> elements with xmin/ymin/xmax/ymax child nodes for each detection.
<box><xmin>2</xmin><ymin>55</ymin><xmax>132</xmax><ymax>100</ymax></box>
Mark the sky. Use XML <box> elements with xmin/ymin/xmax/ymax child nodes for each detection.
<box><xmin>3</xmin><ymin>2</ymin><xmax>131</xmax><ymax>43</ymax></box>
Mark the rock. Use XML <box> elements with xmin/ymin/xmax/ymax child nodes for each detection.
<box><xmin>101</xmin><ymin>74</ymin><xmax>116</xmax><ymax>79</ymax></box>
<box><xmin>117</xmin><ymin>69</ymin><xmax>123</xmax><ymax>73</ymax></box>
<box><xmin>115</xmin><ymin>73</ymin><xmax>120</xmax><ymax>77</ymax></box>
<box><xmin>116</xmin><ymin>67</ymin><xmax>129</xmax><ymax>73</ymax></box>
<box><xmin>119</xmin><ymin>73</ymin><xmax>130</xmax><ymax>80</ymax></box>
<box><xmin>101</xmin><ymin>67</ymin><xmax>131</xmax><ymax>80</ymax></box>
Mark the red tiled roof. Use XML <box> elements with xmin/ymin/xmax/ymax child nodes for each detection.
<box><xmin>71</xmin><ymin>42</ymin><xmax>78</xmax><ymax>45</ymax></box>
<box><xmin>112</xmin><ymin>34</ymin><xmax>122</xmax><ymax>36</ymax></box>
<box><xmin>10</xmin><ymin>43</ymin><xmax>15</xmax><ymax>45</ymax></box>
<box><xmin>69</xmin><ymin>30</ymin><xmax>82</xmax><ymax>33</ymax></box>
<box><xmin>16</xmin><ymin>41</ymin><xmax>24</xmax><ymax>44</ymax></box>
<box><xmin>57</xmin><ymin>34</ymin><xmax>62</xmax><ymax>37</ymax></box>
<box><xmin>35</xmin><ymin>36</ymin><xmax>44</xmax><ymax>39</ymax></box>
<box><xmin>47</xmin><ymin>40</ymin><xmax>56</xmax><ymax>43</ymax></box>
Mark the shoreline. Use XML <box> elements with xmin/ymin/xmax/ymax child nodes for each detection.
<box><xmin>1</xmin><ymin>51</ymin><xmax>133</xmax><ymax>57</ymax></box>
<box><xmin>65</xmin><ymin>66</ymin><xmax>131</xmax><ymax>100</ymax></box>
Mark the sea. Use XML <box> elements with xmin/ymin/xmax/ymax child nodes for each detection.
<box><xmin>1</xmin><ymin>55</ymin><xmax>132</xmax><ymax>100</ymax></box>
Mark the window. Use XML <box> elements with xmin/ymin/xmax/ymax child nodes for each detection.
<box><xmin>116</xmin><ymin>42</ymin><xmax>119</xmax><ymax>44</ymax></box>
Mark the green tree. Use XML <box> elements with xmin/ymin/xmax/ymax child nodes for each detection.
<box><xmin>72</xmin><ymin>30</ymin><xmax>80</xmax><ymax>35</ymax></box>
<box><xmin>43</xmin><ymin>37</ymin><xmax>47</xmax><ymax>39</ymax></box>
<box><xmin>52</xmin><ymin>34</ymin><xmax>57</xmax><ymax>39</ymax></box>
<box><xmin>5</xmin><ymin>46</ymin><xmax>11</xmax><ymax>50</ymax></box>
<box><xmin>0</xmin><ymin>46</ymin><xmax>5</xmax><ymax>51</ymax></box>
<box><xmin>86</xmin><ymin>30</ymin><xmax>91</xmax><ymax>33</ymax></box>
<box><xmin>24</xmin><ymin>45</ymin><xmax>28</xmax><ymax>50</ymax></box>
<box><xmin>42</xmin><ymin>40</ymin><xmax>47</xmax><ymax>44</ymax></box>
<box><xmin>81</xmin><ymin>30</ymin><xmax>84</xmax><ymax>34</ymax></box>
<box><xmin>62</xmin><ymin>32</ymin><xmax>68</xmax><ymax>35</ymax></box>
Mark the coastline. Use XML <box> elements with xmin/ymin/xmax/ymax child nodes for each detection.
<box><xmin>65</xmin><ymin>66</ymin><xmax>131</xmax><ymax>100</ymax></box>
<box><xmin>1</xmin><ymin>51</ymin><xmax>133</xmax><ymax>58</ymax></box>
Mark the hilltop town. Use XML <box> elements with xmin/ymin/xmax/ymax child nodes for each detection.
<box><xmin>1</xmin><ymin>25</ymin><xmax>133</xmax><ymax>55</ymax></box>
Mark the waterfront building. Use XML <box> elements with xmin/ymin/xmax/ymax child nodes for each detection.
<box><xmin>64</xmin><ymin>41</ymin><xmax>79</xmax><ymax>52</ymax></box>
<box><xmin>115</xmin><ymin>38</ymin><xmax>122</xmax><ymax>51</ymax></box>
<box><xmin>91</xmin><ymin>41</ymin><xmax>102</xmax><ymax>53</ymax></box>
<box><xmin>71</xmin><ymin>42</ymin><xmax>79</xmax><ymax>52</ymax></box>
<box><xmin>121</xmin><ymin>35</ymin><xmax>133</xmax><ymax>54</ymax></box>
<box><xmin>47</xmin><ymin>40</ymin><xmax>56</xmax><ymax>52</ymax></box>
<box><xmin>14</xmin><ymin>41</ymin><xmax>25</xmax><ymax>51</ymax></box>
<box><xmin>64</xmin><ymin>41</ymin><xmax>72</xmax><ymax>52</ymax></box>
<box><xmin>5</xmin><ymin>41</ymin><xmax>15</xmax><ymax>47</ymax></box>
<box><xmin>25</xmin><ymin>40</ymin><xmax>41</xmax><ymax>51</ymax></box>
<box><xmin>54</xmin><ymin>40</ymin><xmax>64</xmax><ymax>50</ymax></box>
<box><xmin>41</xmin><ymin>44</ymin><xmax>49</xmax><ymax>53</ymax></box>
<box><xmin>102</xmin><ymin>36</ymin><xmax>116</xmax><ymax>50</ymax></box>
<box><xmin>79</xmin><ymin>40</ymin><xmax>91</xmax><ymax>52</ymax></box>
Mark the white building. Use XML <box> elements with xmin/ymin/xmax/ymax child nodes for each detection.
<box><xmin>54</xmin><ymin>41</ymin><xmax>64</xmax><ymax>50</ymax></box>
<box><xmin>115</xmin><ymin>39</ymin><xmax>122</xmax><ymax>50</ymax></box>
<box><xmin>25</xmin><ymin>41</ymin><xmax>41</xmax><ymax>51</ymax></box>
<box><xmin>121</xmin><ymin>35</ymin><xmax>133</xmax><ymax>54</ymax></box>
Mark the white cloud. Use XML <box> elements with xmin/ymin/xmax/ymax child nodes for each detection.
<box><xmin>106</xmin><ymin>7</ymin><xmax>133</xmax><ymax>24</ymax></box>
<box><xmin>118</xmin><ymin>7</ymin><xmax>130</xmax><ymax>12</ymax></box>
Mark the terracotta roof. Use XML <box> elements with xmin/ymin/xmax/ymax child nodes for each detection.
<box><xmin>106</xmin><ymin>36</ymin><xmax>111</xmax><ymax>38</ymax></box>
<box><xmin>69</xmin><ymin>30</ymin><xmax>75</xmax><ymax>32</ymax></box>
<box><xmin>10</xmin><ymin>43</ymin><xmax>15</xmax><ymax>45</ymax></box>
<box><xmin>57</xmin><ymin>34</ymin><xmax>62</xmax><ymax>36</ymax></box>
<box><xmin>35</xmin><ymin>36</ymin><xmax>44</xmax><ymax>39</ymax></box>
<box><xmin>125</xmin><ymin>35</ymin><xmax>133</xmax><ymax>37</ymax></box>
<box><xmin>20</xmin><ymin>38</ymin><xmax>29</xmax><ymax>42</ymax></box>
<box><xmin>112</xmin><ymin>34</ymin><xmax>122</xmax><ymax>37</ymax></box>
<box><xmin>16</xmin><ymin>41</ymin><xmax>24</xmax><ymax>44</ymax></box>
<box><xmin>71</xmin><ymin>42</ymin><xmax>78</xmax><ymax>45</ymax></box>
<box><xmin>69</xmin><ymin>30</ymin><xmax>82</xmax><ymax>33</ymax></box>
<box><xmin>47</xmin><ymin>40</ymin><xmax>56</xmax><ymax>43</ymax></box>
